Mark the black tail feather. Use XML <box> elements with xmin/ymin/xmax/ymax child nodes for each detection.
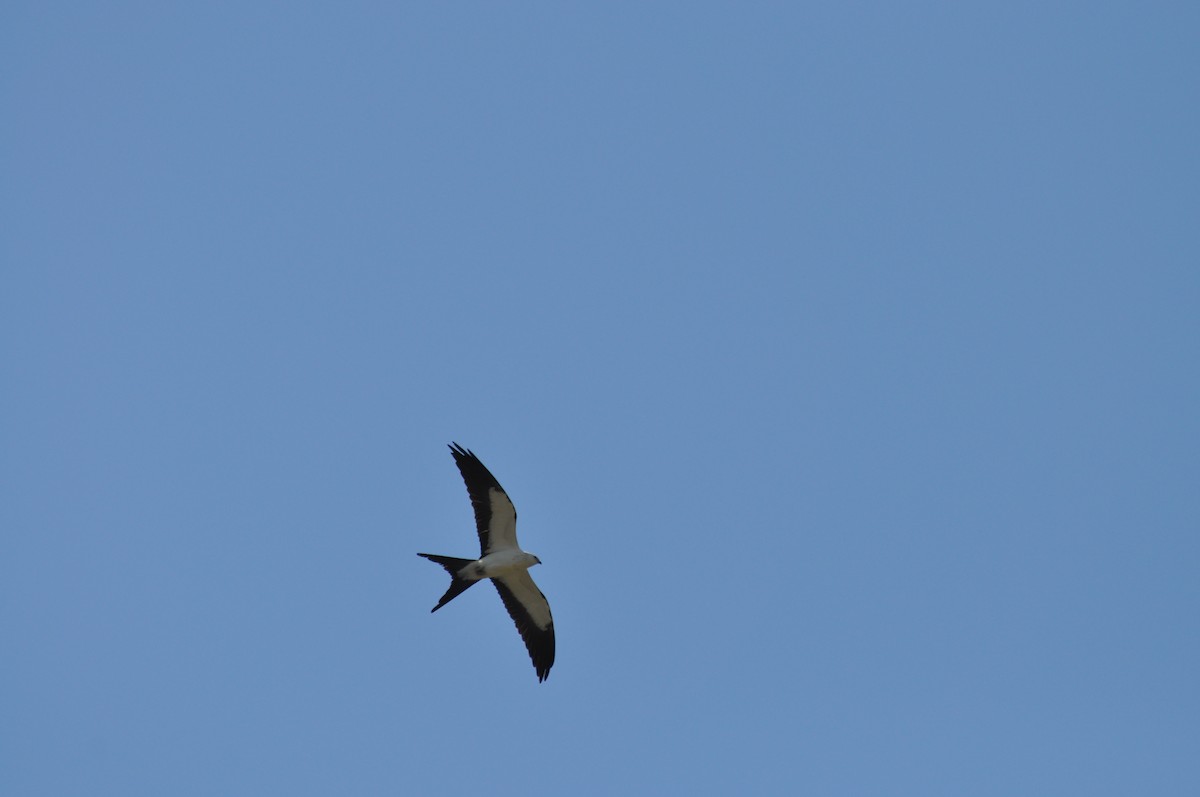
<box><xmin>417</xmin><ymin>553</ymin><xmax>478</xmax><ymax>612</ymax></box>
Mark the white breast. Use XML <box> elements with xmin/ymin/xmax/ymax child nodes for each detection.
<box><xmin>477</xmin><ymin>549</ymin><xmax>538</xmax><ymax>577</ymax></box>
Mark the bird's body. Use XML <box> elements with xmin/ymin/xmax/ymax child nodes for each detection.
<box><xmin>465</xmin><ymin>550</ymin><xmax>539</xmax><ymax>579</ymax></box>
<box><xmin>418</xmin><ymin>443</ymin><xmax>555</xmax><ymax>682</ymax></box>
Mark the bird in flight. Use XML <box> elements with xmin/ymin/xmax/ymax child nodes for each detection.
<box><xmin>418</xmin><ymin>443</ymin><xmax>555</xmax><ymax>682</ymax></box>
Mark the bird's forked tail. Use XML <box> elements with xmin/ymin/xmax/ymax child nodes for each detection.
<box><xmin>417</xmin><ymin>553</ymin><xmax>479</xmax><ymax>612</ymax></box>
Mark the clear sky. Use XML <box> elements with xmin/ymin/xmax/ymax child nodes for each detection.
<box><xmin>3</xmin><ymin>3</ymin><xmax>1198</xmax><ymax>795</ymax></box>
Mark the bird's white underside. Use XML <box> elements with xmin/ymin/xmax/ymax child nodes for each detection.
<box><xmin>467</xmin><ymin>549</ymin><xmax>539</xmax><ymax>579</ymax></box>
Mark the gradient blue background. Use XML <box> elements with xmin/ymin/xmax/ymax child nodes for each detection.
<box><xmin>4</xmin><ymin>3</ymin><xmax>1198</xmax><ymax>794</ymax></box>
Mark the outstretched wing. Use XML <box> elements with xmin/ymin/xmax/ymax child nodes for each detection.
<box><xmin>492</xmin><ymin>570</ymin><xmax>555</xmax><ymax>682</ymax></box>
<box><xmin>448</xmin><ymin>443</ymin><xmax>518</xmax><ymax>555</ymax></box>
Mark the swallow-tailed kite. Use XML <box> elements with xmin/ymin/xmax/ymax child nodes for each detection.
<box><xmin>418</xmin><ymin>443</ymin><xmax>555</xmax><ymax>682</ymax></box>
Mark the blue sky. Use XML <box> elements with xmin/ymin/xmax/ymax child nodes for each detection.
<box><xmin>3</xmin><ymin>3</ymin><xmax>1198</xmax><ymax>794</ymax></box>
